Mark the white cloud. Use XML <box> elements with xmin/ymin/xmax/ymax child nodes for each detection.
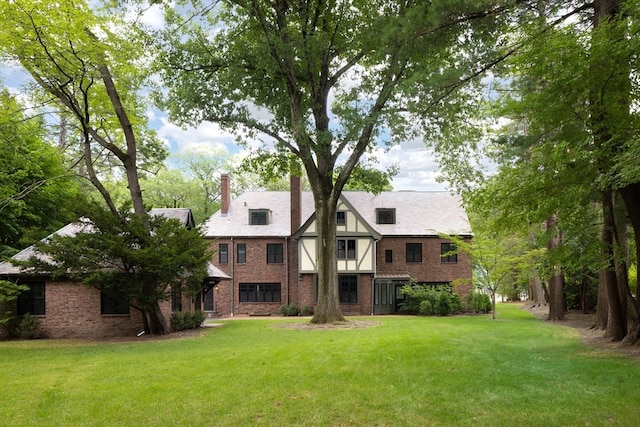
<box><xmin>139</xmin><ymin>3</ymin><xmax>166</xmax><ymax>30</ymax></box>
<box><xmin>383</xmin><ymin>141</ymin><xmax>447</xmax><ymax>191</ymax></box>
<box><xmin>155</xmin><ymin>116</ymin><xmax>239</xmax><ymax>154</ymax></box>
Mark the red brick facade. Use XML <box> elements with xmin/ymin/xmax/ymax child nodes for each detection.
<box><xmin>34</xmin><ymin>281</ymin><xmax>152</xmax><ymax>339</ymax></box>
<box><xmin>208</xmin><ymin>236</ymin><xmax>472</xmax><ymax>317</ymax></box>
<box><xmin>376</xmin><ymin>236</ymin><xmax>473</xmax><ymax>294</ymax></box>
<box><xmin>203</xmin><ymin>177</ymin><xmax>473</xmax><ymax>317</ymax></box>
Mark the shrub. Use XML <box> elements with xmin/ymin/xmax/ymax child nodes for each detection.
<box><xmin>171</xmin><ymin>310</ymin><xmax>205</xmax><ymax>332</ymax></box>
<box><xmin>401</xmin><ymin>284</ymin><xmax>456</xmax><ymax>316</ymax></box>
<box><xmin>399</xmin><ymin>284</ymin><xmax>436</xmax><ymax>314</ymax></box>
<box><xmin>0</xmin><ymin>280</ymin><xmax>28</xmax><ymax>340</ymax></box>
<box><xmin>18</xmin><ymin>313</ymin><xmax>41</xmax><ymax>339</ymax></box>
<box><xmin>190</xmin><ymin>310</ymin><xmax>205</xmax><ymax>327</ymax></box>
<box><xmin>301</xmin><ymin>305</ymin><xmax>313</xmax><ymax>316</ymax></box>
<box><xmin>450</xmin><ymin>293</ymin><xmax>462</xmax><ymax>313</ymax></box>
<box><xmin>466</xmin><ymin>292</ymin><xmax>492</xmax><ymax>314</ymax></box>
<box><xmin>435</xmin><ymin>292</ymin><xmax>453</xmax><ymax>316</ymax></box>
<box><xmin>278</xmin><ymin>304</ymin><xmax>299</xmax><ymax>316</ymax></box>
<box><xmin>418</xmin><ymin>300</ymin><xmax>434</xmax><ymax>316</ymax></box>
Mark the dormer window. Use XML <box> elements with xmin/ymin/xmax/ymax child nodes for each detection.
<box><xmin>249</xmin><ymin>209</ymin><xmax>269</xmax><ymax>225</ymax></box>
<box><xmin>376</xmin><ymin>208</ymin><xmax>396</xmax><ymax>224</ymax></box>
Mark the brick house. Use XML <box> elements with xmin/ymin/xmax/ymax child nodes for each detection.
<box><xmin>204</xmin><ymin>174</ymin><xmax>473</xmax><ymax>317</ymax></box>
<box><xmin>0</xmin><ymin>208</ymin><xmax>229</xmax><ymax>339</ymax></box>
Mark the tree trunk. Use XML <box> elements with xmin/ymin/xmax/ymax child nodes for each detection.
<box><xmin>529</xmin><ymin>273</ymin><xmax>546</xmax><ymax>306</ymax></box>
<box><xmin>546</xmin><ymin>215</ymin><xmax>565</xmax><ymax>320</ymax></box>
<box><xmin>310</xmin><ymin>185</ymin><xmax>345</xmax><ymax>324</ymax></box>
<box><xmin>98</xmin><ymin>63</ymin><xmax>148</xmax><ymax>228</ymax></box>
<box><xmin>580</xmin><ymin>275</ymin><xmax>591</xmax><ymax>314</ymax></box>
<box><xmin>146</xmin><ymin>300</ymin><xmax>169</xmax><ymax>335</ymax></box>
<box><xmin>491</xmin><ymin>291</ymin><xmax>496</xmax><ymax>320</ymax></box>
<box><xmin>602</xmin><ymin>189</ymin><xmax>627</xmax><ymax>340</ymax></box>
<box><xmin>619</xmin><ymin>183</ymin><xmax>640</xmax><ymax>344</ymax></box>
<box><xmin>596</xmin><ymin>267</ymin><xmax>609</xmax><ymax>330</ymax></box>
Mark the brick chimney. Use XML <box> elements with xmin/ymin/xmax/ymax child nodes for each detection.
<box><xmin>290</xmin><ymin>174</ymin><xmax>301</xmax><ymax>233</ymax></box>
<box><xmin>220</xmin><ymin>173</ymin><xmax>230</xmax><ymax>216</ymax></box>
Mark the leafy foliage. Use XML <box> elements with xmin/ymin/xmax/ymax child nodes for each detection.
<box><xmin>278</xmin><ymin>304</ymin><xmax>299</xmax><ymax>317</ymax></box>
<box><xmin>0</xmin><ymin>280</ymin><xmax>29</xmax><ymax>339</ymax></box>
<box><xmin>157</xmin><ymin>0</ymin><xmax>509</xmax><ymax>323</ymax></box>
<box><xmin>399</xmin><ymin>284</ymin><xmax>459</xmax><ymax>316</ymax></box>
<box><xmin>17</xmin><ymin>313</ymin><xmax>41</xmax><ymax>339</ymax></box>
<box><xmin>170</xmin><ymin>311</ymin><xmax>205</xmax><ymax>332</ymax></box>
<box><xmin>15</xmin><ymin>201</ymin><xmax>212</xmax><ymax>334</ymax></box>
<box><xmin>0</xmin><ymin>89</ymin><xmax>78</xmax><ymax>257</ymax></box>
<box><xmin>466</xmin><ymin>292</ymin><xmax>492</xmax><ymax>314</ymax></box>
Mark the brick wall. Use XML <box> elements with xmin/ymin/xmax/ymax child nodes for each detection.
<box><xmin>209</xmin><ymin>237</ymin><xmax>292</xmax><ymax>316</ymax></box>
<box><xmin>208</xmin><ymin>235</ymin><xmax>473</xmax><ymax>317</ymax></box>
<box><xmin>39</xmin><ymin>281</ymin><xmax>145</xmax><ymax>339</ymax></box>
<box><xmin>376</xmin><ymin>236</ymin><xmax>473</xmax><ymax>295</ymax></box>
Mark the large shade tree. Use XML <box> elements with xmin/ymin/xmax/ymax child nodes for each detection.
<box><xmin>0</xmin><ymin>88</ymin><xmax>78</xmax><ymax>258</ymax></box>
<box><xmin>442</xmin><ymin>0</ymin><xmax>640</xmax><ymax>342</ymax></box>
<box><xmin>157</xmin><ymin>0</ymin><xmax>510</xmax><ymax>323</ymax></box>
<box><xmin>0</xmin><ymin>0</ymin><xmax>205</xmax><ymax>334</ymax></box>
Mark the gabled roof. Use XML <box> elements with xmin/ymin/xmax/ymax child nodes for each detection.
<box><xmin>0</xmin><ymin>221</ymin><xmax>93</xmax><ymax>276</ymax></box>
<box><xmin>0</xmin><ymin>208</ymin><xmax>224</xmax><ymax>278</ymax></box>
<box><xmin>344</xmin><ymin>191</ymin><xmax>472</xmax><ymax>236</ymax></box>
<box><xmin>204</xmin><ymin>191</ymin><xmax>316</xmax><ymax>237</ymax></box>
<box><xmin>292</xmin><ymin>194</ymin><xmax>382</xmax><ymax>240</ymax></box>
<box><xmin>150</xmin><ymin>208</ymin><xmax>195</xmax><ymax>229</ymax></box>
<box><xmin>205</xmin><ymin>190</ymin><xmax>472</xmax><ymax>238</ymax></box>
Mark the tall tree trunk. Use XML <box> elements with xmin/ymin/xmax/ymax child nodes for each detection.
<box><xmin>546</xmin><ymin>215</ymin><xmax>565</xmax><ymax>320</ymax></box>
<box><xmin>310</xmin><ymin>184</ymin><xmax>345</xmax><ymax>324</ymax></box>
<box><xmin>580</xmin><ymin>275</ymin><xmax>591</xmax><ymax>314</ymax></box>
<box><xmin>596</xmin><ymin>267</ymin><xmax>609</xmax><ymax>330</ymax></box>
<box><xmin>146</xmin><ymin>300</ymin><xmax>169</xmax><ymax>335</ymax></box>
<box><xmin>529</xmin><ymin>273</ymin><xmax>546</xmax><ymax>306</ymax></box>
<box><xmin>602</xmin><ymin>189</ymin><xmax>627</xmax><ymax>340</ymax></box>
<box><xmin>619</xmin><ymin>183</ymin><xmax>640</xmax><ymax>344</ymax></box>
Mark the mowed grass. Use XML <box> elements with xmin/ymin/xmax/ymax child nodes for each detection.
<box><xmin>1</xmin><ymin>304</ymin><xmax>639</xmax><ymax>426</ymax></box>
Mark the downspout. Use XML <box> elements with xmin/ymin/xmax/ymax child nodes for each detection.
<box><xmin>285</xmin><ymin>236</ymin><xmax>289</xmax><ymax>307</ymax></box>
<box><xmin>371</xmin><ymin>239</ymin><xmax>377</xmax><ymax>316</ymax></box>
<box><xmin>230</xmin><ymin>237</ymin><xmax>234</xmax><ymax>317</ymax></box>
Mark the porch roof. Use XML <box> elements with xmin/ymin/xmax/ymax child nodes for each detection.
<box><xmin>375</xmin><ymin>273</ymin><xmax>412</xmax><ymax>280</ymax></box>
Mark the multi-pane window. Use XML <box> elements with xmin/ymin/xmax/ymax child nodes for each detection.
<box><xmin>385</xmin><ymin>249</ymin><xmax>393</xmax><ymax>263</ymax></box>
<box><xmin>171</xmin><ymin>285</ymin><xmax>182</xmax><ymax>312</ymax></box>
<box><xmin>376</xmin><ymin>208</ymin><xmax>396</xmax><ymax>224</ymax></box>
<box><xmin>17</xmin><ymin>282</ymin><xmax>45</xmax><ymax>315</ymax></box>
<box><xmin>203</xmin><ymin>286</ymin><xmax>214</xmax><ymax>311</ymax></box>
<box><xmin>101</xmin><ymin>291</ymin><xmax>129</xmax><ymax>315</ymax></box>
<box><xmin>339</xmin><ymin>275</ymin><xmax>358</xmax><ymax>303</ymax></box>
<box><xmin>406</xmin><ymin>243</ymin><xmax>422</xmax><ymax>263</ymax></box>
<box><xmin>219</xmin><ymin>243</ymin><xmax>229</xmax><ymax>263</ymax></box>
<box><xmin>239</xmin><ymin>283</ymin><xmax>281</xmax><ymax>302</ymax></box>
<box><xmin>267</xmin><ymin>243</ymin><xmax>283</xmax><ymax>263</ymax></box>
<box><xmin>336</xmin><ymin>211</ymin><xmax>346</xmax><ymax>225</ymax></box>
<box><xmin>337</xmin><ymin>239</ymin><xmax>356</xmax><ymax>259</ymax></box>
<box><xmin>237</xmin><ymin>243</ymin><xmax>247</xmax><ymax>264</ymax></box>
<box><xmin>441</xmin><ymin>243</ymin><xmax>458</xmax><ymax>263</ymax></box>
<box><xmin>249</xmin><ymin>209</ymin><xmax>269</xmax><ymax>225</ymax></box>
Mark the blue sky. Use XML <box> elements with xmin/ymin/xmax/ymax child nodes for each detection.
<box><xmin>2</xmin><ymin>64</ymin><xmax>450</xmax><ymax>191</ymax></box>
<box><xmin>1</xmin><ymin>1</ymin><xmax>454</xmax><ymax>193</ymax></box>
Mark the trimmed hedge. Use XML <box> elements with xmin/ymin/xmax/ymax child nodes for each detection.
<box><xmin>170</xmin><ymin>310</ymin><xmax>205</xmax><ymax>332</ymax></box>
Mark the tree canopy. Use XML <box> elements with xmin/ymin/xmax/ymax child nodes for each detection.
<box><xmin>0</xmin><ymin>88</ymin><xmax>78</xmax><ymax>258</ymax></box>
<box><xmin>156</xmin><ymin>0</ymin><xmax>509</xmax><ymax>323</ymax></box>
<box><xmin>0</xmin><ymin>0</ymin><xmax>205</xmax><ymax>334</ymax></box>
<box><xmin>16</xmin><ymin>201</ymin><xmax>212</xmax><ymax>335</ymax></box>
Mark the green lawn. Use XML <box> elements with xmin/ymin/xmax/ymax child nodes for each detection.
<box><xmin>1</xmin><ymin>304</ymin><xmax>638</xmax><ymax>426</ymax></box>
